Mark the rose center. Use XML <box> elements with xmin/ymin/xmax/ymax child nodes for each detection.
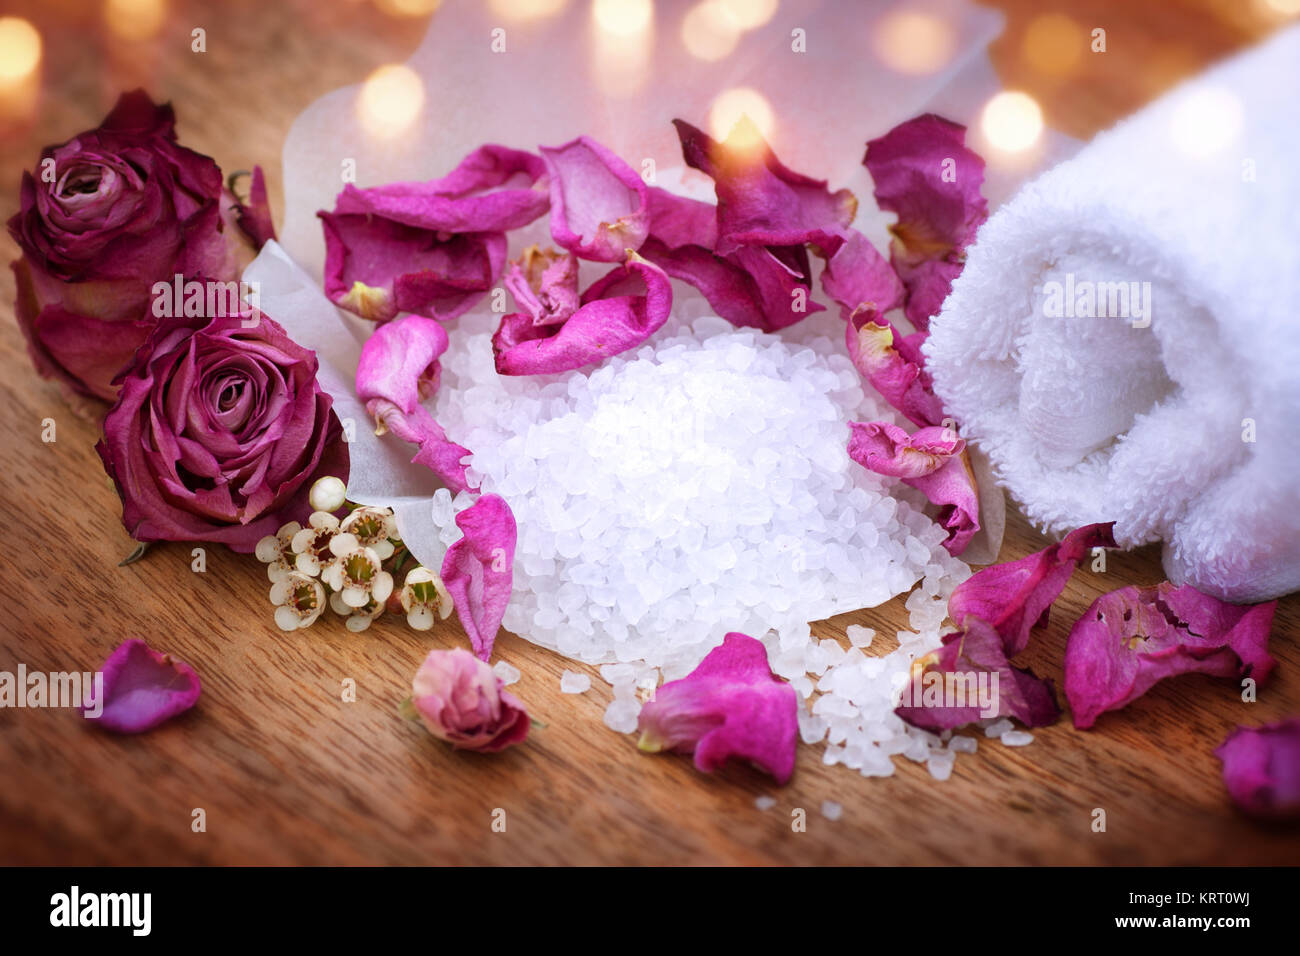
<box><xmin>60</xmin><ymin>167</ymin><xmax>103</xmax><ymax>197</ymax></box>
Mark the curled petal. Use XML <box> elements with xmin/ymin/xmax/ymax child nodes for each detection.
<box><xmin>356</xmin><ymin>314</ymin><xmax>449</xmax><ymax>411</ymax></box>
<box><xmin>1215</xmin><ymin>720</ymin><xmax>1300</xmax><ymax>820</ymax></box>
<box><xmin>895</xmin><ymin>618</ymin><xmax>1061</xmax><ymax>732</ymax></box>
<box><xmin>949</xmin><ymin>523</ymin><xmax>1118</xmax><ymax>656</ymax></box>
<box><xmin>492</xmin><ymin>252</ymin><xmax>672</xmax><ymax>375</ymax></box>
<box><xmin>847</xmin><ymin>318</ymin><xmax>945</xmax><ymax>428</ymax></box>
<box><xmin>83</xmin><ymin>639</ymin><xmax>201</xmax><ymax>734</ymax></box>
<box><xmin>229</xmin><ymin>165</ymin><xmax>276</xmax><ymax>250</ymax></box>
<box><xmin>637</xmin><ymin>633</ymin><xmax>798</xmax><ymax>784</ymax></box>
<box><xmin>540</xmin><ymin>136</ymin><xmax>649</xmax><ymax>262</ymax></box>
<box><xmin>440</xmin><ymin>494</ymin><xmax>517</xmax><ymax>661</ymax></box>
<box><xmin>864</xmin><ymin>114</ymin><xmax>988</xmax><ymax>331</ymax></box>
<box><xmin>1063</xmin><ymin>583</ymin><xmax>1277</xmax><ymax>729</ymax></box>
<box><xmin>369</xmin><ymin>399</ymin><xmax>473</xmax><ymax>495</ymax></box>
<box><xmin>503</xmin><ymin>246</ymin><xmax>581</xmax><ymax>326</ymax></box>
<box><xmin>819</xmin><ymin>228</ymin><xmax>904</xmax><ymax>323</ymax></box>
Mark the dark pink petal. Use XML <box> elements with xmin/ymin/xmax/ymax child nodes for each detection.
<box><xmin>370</xmin><ymin>401</ymin><xmax>473</xmax><ymax>494</ymax></box>
<box><xmin>1064</xmin><ymin>583</ymin><xmax>1277</xmax><ymax>729</ymax></box>
<box><xmin>441</xmin><ymin>494</ymin><xmax>517</xmax><ymax>661</ymax></box>
<box><xmin>949</xmin><ymin>522</ymin><xmax>1117</xmax><ymax>656</ymax></box>
<box><xmin>644</xmin><ymin>185</ymin><xmax>718</xmax><ymax>250</ymax></box>
<box><xmin>1215</xmin><ymin>720</ymin><xmax>1300</xmax><ymax>820</ymax></box>
<box><xmin>674</xmin><ymin>117</ymin><xmax>857</xmax><ymax>255</ymax></box>
<box><xmin>83</xmin><ymin>639</ymin><xmax>201</xmax><ymax>734</ymax></box>
<box><xmin>502</xmin><ymin>246</ymin><xmax>581</xmax><ymax>326</ymax></box>
<box><xmin>637</xmin><ymin>632</ymin><xmax>798</xmax><ymax>784</ymax></box>
<box><xmin>863</xmin><ymin>114</ymin><xmax>988</xmax><ymax>331</ymax></box>
<box><xmin>848</xmin><ymin>420</ymin><xmax>979</xmax><ymax>556</ymax></box>
<box><xmin>819</xmin><ymin>228</ymin><xmax>904</xmax><ymax>323</ymax></box>
<box><xmin>492</xmin><ymin>252</ymin><xmax>672</xmax><ymax>375</ymax></box>
<box><xmin>229</xmin><ymin>165</ymin><xmax>276</xmax><ymax>250</ymax></box>
<box><xmin>540</xmin><ymin>136</ymin><xmax>648</xmax><ymax>262</ymax></box>
<box><xmin>895</xmin><ymin>618</ymin><xmax>1061</xmax><ymax>732</ymax></box>
<box><xmin>846</xmin><ymin>318</ymin><xmax>945</xmax><ymax>428</ymax></box>
<box><xmin>100</xmin><ymin>88</ymin><xmax>177</xmax><ymax>136</ymax></box>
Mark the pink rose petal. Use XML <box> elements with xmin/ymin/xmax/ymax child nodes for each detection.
<box><xmin>846</xmin><ymin>318</ymin><xmax>945</xmax><ymax>428</ymax></box>
<box><xmin>83</xmin><ymin>639</ymin><xmax>201</xmax><ymax>734</ymax></box>
<box><xmin>949</xmin><ymin>522</ymin><xmax>1118</xmax><ymax>656</ymax></box>
<box><xmin>1215</xmin><ymin>720</ymin><xmax>1300</xmax><ymax>820</ymax></box>
<box><xmin>540</xmin><ymin>136</ymin><xmax>649</xmax><ymax>262</ymax></box>
<box><xmin>637</xmin><ymin>632</ymin><xmax>798</xmax><ymax>784</ymax></box>
<box><xmin>492</xmin><ymin>252</ymin><xmax>672</xmax><ymax>375</ymax></box>
<box><xmin>503</xmin><ymin>246</ymin><xmax>581</xmax><ymax>326</ymax></box>
<box><xmin>229</xmin><ymin>165</ymin><xmax>276</xmax><ymax>250</ymax></box>
<box><xmin>1063</xmin><ymin>583</ymin><xmax>1277</xmax><ymax>729</ymax></box>
<box><xmin>411</xmin><ymin>648</ymin><xmax>529</xmax><ymax>753</ymax></box>
<box><xmin>819</xmin><ymin>228</ymin><xmax>904</xmax><ymax>324</ymax></box>
<box><xmin>441</xmin><ymin>494</ymin><xmax>517</xmax><ymax>661</ymax></box>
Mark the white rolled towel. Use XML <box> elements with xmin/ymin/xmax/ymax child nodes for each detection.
<box><xmin>924</xmin><ymin>26</ymin><xmax>1300</xmax><ymax>603</ymax></box>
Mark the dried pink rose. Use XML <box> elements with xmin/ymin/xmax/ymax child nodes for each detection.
<box><xmin>492</xmin><ymin>251</ymin><xmax>672</xmax><ymax>375</ymax></box>
<box><xmin>1063</xmin><ymin>583</ymin><xmax>1277</xmax><ymax>729</ymax></box>
<box><xmin>540</xmin><ymin>136</ymin><xmax>648</xmax><ymax>262</ymax></box>
<box><xmin>846</xmin><ymin>318</ymin><xmax>945</xmax><ymax>428</ymax></box>
<box><xmin>895</xmin><ymin>617</ymin><xmax>1061</xmax><ymax>732</ymax></box>
<box><xmin>410</xmin><ymin>648</ymin><xmax>529</xmax><ymax>752</ymax></box>
<box><xmin>949</xmin><ymin>522</ymin><xmax>1117</xmax><ymax>656</ymax></box>
<box><xmin>319</xmin><ymin>144</ymin><xmax>548</xmax><ymax>322</ymax></box>
<box><xmin>355</xmin><ymin>313</ymin><xmax>473</xmax><ymax>493</ymax></box>
<box><xmin>82</xmin><ymin>639</ymin><xmax>201</xmax><ymax>734</ymax></box>
<box><xmin>441</xmin><ymin>494</ymin><xmax>517</xmax><ymax>661</ymax></box>
<box><xmin>637</xmin><ymin>632</ymin><xmax>798</xmax><ymax>784</ymax></box>
<box><xmin>502</xmin><ymin>245</ymin><xmax>581</xmax><ymax>326</ymax></box>
<box><xmin>863</xmin><ymin>114</ymin><xmax>988</xmax><ymax>331</ymax></box>
<box><xmin>847</xmin><ymin>421</ymin><xmax>979</xmax><ymax>555</ymax></box>
<box><xmin>1215</xmin><ymin>720</ymin><xmax>1300</xmax><ymax>820</ymax></box>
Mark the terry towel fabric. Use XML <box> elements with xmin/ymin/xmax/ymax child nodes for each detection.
<box><xmin>924</xmin><ymin>26</ymin><xmax>1300</xmax><ymax>603</ymax></box>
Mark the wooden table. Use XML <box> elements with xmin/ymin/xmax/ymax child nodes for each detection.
<box><xmin>2</xmin><ymin>0</ymin><xmax>1297</xmax><ymax>865</ymax></box>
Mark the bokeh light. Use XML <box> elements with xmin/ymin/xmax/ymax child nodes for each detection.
<box><xmin>980</xmin><ymin>91</ymin><xmax>1044</xmax><ymax>153</ymax></box>
<box><xmin>0</xmin><ymin>17</ymin><xmax>41</xmax><ymax>84</ymax></box>
<box><xmin>358</xmin><ymin>63</ymin><xmax>425</xmax><ymax>138</ymax></box>
<box><xmin>873</xmin><ymin>10</ymin><xmax>955</xmax><ymax>76</ymax></box>
<box><xmin>488</xmin><ymin>0</ymin><xmax>568</xmax><ymax>20</ymax></box>
<box><xmin>1169</xmin><ymin>86</ymin><xmax>1243</xmax><ymax>159</ymax></box>
<box><xmin>1258</xmin><ymin>0</ymin><xmax>1300</xmax><ymax>16</ymax></box>
<box><xmin>593</xmin><ymin>0</ymin><xmax>652</xmax><ymax>36</ymax></box>
<box><xmin>709</xmin><ymin>87</ymin><xmax>774</xmax><ymax>150</ymax></box>
<box><xmin>716</xmin><ymin>0</ymin><xmax>778</xmax><ymax>31</ymax></box>
<box><xmin>104</xmin><ymin>0</ymin><xmax>168</xmax><ymax>42</ymax></box>
<box><xmin>374</xmin><ymin>0</ymin><xmax>441</xmax><ymax>16</ymax></box>
<box><xmin>682</xmin><ymin>2</ymin><xmax>740</xmax><ymax>61</ymax></box>
<box><xmin>1022</xmin><ymin>13</ymin><xmax>1084</xmax><ymax>76</ymax></box>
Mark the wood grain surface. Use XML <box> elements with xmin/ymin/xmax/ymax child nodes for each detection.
<box><xmin>1</xmin><ymin>0</ymin><xmax>1297</xmax><ymax>866</ymax></box>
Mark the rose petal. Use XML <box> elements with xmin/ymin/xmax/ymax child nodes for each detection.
<box><xmin>895</xmin><ymin>618</ymin><xmax>1061</xmax><ymax>732</ymax></box>
<box><xmin>492</xmin><ymin>251</ymin><xmax>672</xmax><ymax>375</ymax></box>
<box><xmin>948</xmin><ymin>522</ymin><xmax>1118</xmax><ymax>656</ymax></box>
<box><xmin>540</xmin><ymin>136</ymin><xmax>649</xmax><ymax>262</ymax></box>
<box><xmin>819</xmin><ymin>228</ymin><xmax>904</xmax><ymax>324</ymax></box>
<box><xmin>356</xmin><ymin>314</ymin><xmax>448</xmax><ymax>411</ymax></box>
<box><xmin>636</xmin><ymin>632</ymin><xmax>798</xmax><ymax>784</ymax></box>
<box><xmin>1063</xmin><ymin>583</ymin><xmax>1277</xmax><ymax>729</ymax></box>
<box><xmin>502</xmin><ymin>246</ymin><xmax>581</xmax><ymax>326</ymax></box>
<box><xmin>863</xmin><ymin>113</ymin><xmax>988</xmax><ymax>331</ymax></box>
<box><xmin>1215</xmin><ymin>720</ymin><xmax>1300</xmax><ymax>820</ymax></box>
<box><xmin>229</xmin><ymin>165</ymin><xmax>276</xmax><ymax>249</ymax></box>
<box><xmin>846</xmin><ymin>318</ymin><xmax>946</xmax><ymax>428</ymax></box>
<box><xmin>411</xmin><ymin>648</ymin><xmax>529</xmax><ymax>752</ymax></box>
<box><xmin>440</xmin><ymin>494</ymin><xmax>517</xmax><ymax>661</ymax></box>
<box><xmin>82</xmin><ymin>638</ymin><xmax>201</xmax><ymax>733</ymax></box>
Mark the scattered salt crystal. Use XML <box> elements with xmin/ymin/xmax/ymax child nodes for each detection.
<box><xmin>603</xmin><ymin>698</ymin><xmax>640</xmax><ymax>734</ymax></box>
<box><xmin>948</xmin><ymin>735</ymin><xmax>978</xmax><ymax>754</ymax></box>
<box><xmin>845</xmin><ymin>624</ymin><xmax>875</xmax><ymax>648</ymax></box>
<box><xmin>755</xmin><ymin>795</ymin><xmax>777</xmax><ymax>811</ymax></box>
<box><xmin>821</xmin><ymin>800</ymin><xmax>843</xmax><ymax>821</ymax></box>
<box><xmin>492</xmin><ymin>661</ymin><xmax>522</xmax><ymax>686</ymax></box>
<box><xmin>928</xmin><ymin>752</ymin><xmax>956</xmax><ymax>781</ymax></box>
<box><xmin>1000</xmin><ymin>730</ymin><xmax>1035</xmax><ymax>747</ymax></box>
<box><xmin>560</xmin><ymin>670</ymin><xmax>591</xmax><ymax>694</ymax></box>
<box><xmin>985</xmin><ymin>718</ymin><xmax>1015</xmax><ymax>738</ymax></box>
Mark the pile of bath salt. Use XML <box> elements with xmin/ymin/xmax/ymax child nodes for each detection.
<box><xmin>429</xmin><ymin>311</ymin><xmax>982</xmax><ymax>777</ymax></box>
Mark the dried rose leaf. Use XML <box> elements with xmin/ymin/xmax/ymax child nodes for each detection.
<box><xmin>83</xmin><ymin>639</ymin><xmax>201</xmax><ymax>733</ymax></box>
<box><xmin>637</xmin><ymin>632</ymin><xmax>798</xmax><ymax>784</ymax></box>
<box><xmin>540</xmin><ymin>136</ymin><xmax>649</xmax><ymax>262</ymax></box>
<box><xmin>440</xmin><ymin>494</ymin><xmax>517</xmax><ymax>661</ymax></box>
<box><xmin>1215</xmin><ymin>720</ymin><xmax>1300</xmax><ymax>820</ymax></box>
<box><xmin>1063</xmin><ymin>582</ymin><xmax>1277</xmax><ymax>729</ymax></box>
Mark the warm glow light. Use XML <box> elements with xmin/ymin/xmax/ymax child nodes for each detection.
<box><xmin>593</xmin><ymin>0</ymin><xmax>652</xmax><ymax>37</ymax></box>
<box><xmin>717</xmin><ymin>0</ymin><xmax>778</xmax><ymax>30</ymax></box>
<box><xmin>104</xmin><ymin>0</ymin><xmax>168</xmax><ymax>42</ymax></box>
<box><xmin>682</xmin><ymin>2</ymin><xmax>740</xmax><ymax>61</ymax></box>
<box><xmin>1258</xmin><ymin>0</ymin><xmax>1300</xmax><ymax>16</ymax></box>
<box><xmin>980</xmin><ymin>91</ymin><xmax>1043</xmax><ymax>153</ymax></box>
<box><xmin>374</xmin><ymin>0</ymin><xmax>441</xmax><ymax>16</ymax></box>
<box><xmin>1169</xmin><ymin>86</ymin><xmax>1243</xmax><ymax>159</ymax></box>
<box><xmin>709</xmin><ymin>87</ymin><xmax>774</xmax><ymax>149</ymax></box>
<box><xmin>488</xmin><ymin>0</ymin><xmax>567</xmax><ymax>20</ymax></box>
<box><xmin>873</xmin><ymin>11</ymin><xmax>955</xmax><ymax>76</ymax></box>
<box><xmin>0</xmin><ymin>18</ymin><xmax>41</xmax><ymax>83</ymax></box>
<box><xmin>358</xmin><ymin>63</ymin><xmax>425</xmax><ymax>137</ymax></box>
<box><xmin>1022</xmin><ymin>13</ymin><xmax>1083</xmax><ymax>76</ymax></box>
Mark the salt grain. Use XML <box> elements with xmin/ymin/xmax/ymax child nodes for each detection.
<box><xmin>560</xmin><ymin>670</ymin><xmax>591</xmax><ymax>694</ymax></box>
<box><xmin>492</xmin><ymin>661</ymin><xmax>521</xmax><ymax>686</ymax></box>
<box><xmin>755</xmin><ymin>795</ymin><xmax>777</xmax><ymax>811</ymax></box>
<box><xmin>821</xmin><ymin>800</ymin><xmax>843</xmax><ymax>821</ymax></box>
<box><xmin>1000</xmin><ymin>730</ymin><xmax>1035</xmax><ymax>747</ymax></box>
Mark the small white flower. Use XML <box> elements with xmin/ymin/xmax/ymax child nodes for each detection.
<box><xmin>340</xmin><ymin>505</ymin><xmax>398</xmax><ymax>561</ymax></box>
<box><xmin>400</xmin><ymin>566</ymin><xmax>453</xmax><ymax>630</ymax></box>
<box><xmin>329</xmin><ymin>591</ymin><xmax>384</xmax><ymax>633</ymax></box>
<box><xmin>309</xmin><ymin>475</ymin><xmax>348</xmax><ymax>513</ymax></box>
<box><xmin>291</xmin><ymin>511</ymin><xmax>342</xmax><ymax>576</ymax></box>
<box><xmin>269</xmin><ymin>572</ymin><xmax>326</xmax><ymax>631</ymax></box>
<box><xmin>321</xmin><ymin>536</ymin><xmax>394</xmax><ymax>609</ymax></box>
<box><xmin>254</xmin><ymin>521</ymin><xmax>301</xmax><ymax>582</ymax></box>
